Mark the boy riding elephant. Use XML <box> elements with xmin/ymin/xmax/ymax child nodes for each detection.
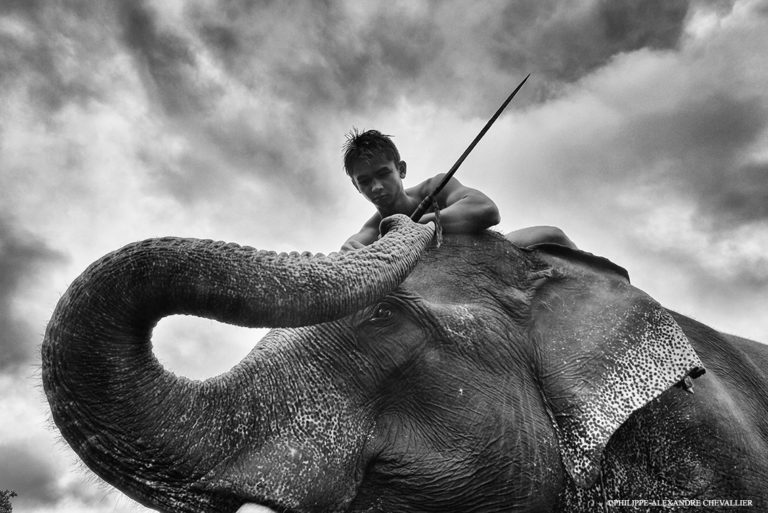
<box><xmin>341</xmin><ymin>129</ymin><xmax>576</xmax><ymax>251</ymax></box>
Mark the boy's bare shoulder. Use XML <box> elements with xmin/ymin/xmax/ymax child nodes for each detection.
<box><xmin>406</xmin><ymin>173</ymin><xmax>445</xmax><ymax>198</ymax></box>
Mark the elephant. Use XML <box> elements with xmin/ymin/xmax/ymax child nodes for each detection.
<box><xmin>42</xmin><ymin>215</ymin><xmax>768</xmax><ymax>512</ymax></box>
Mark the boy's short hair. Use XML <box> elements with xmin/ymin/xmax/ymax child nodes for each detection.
<box><xmin>343</xmin><ymin>129</ymin><xmax>401</xmax><ymax>176</ymax></box>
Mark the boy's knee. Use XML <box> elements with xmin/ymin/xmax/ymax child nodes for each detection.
<box><xmin>540</xmin><ymin>225</ymin><xmax>564</xmax><ymax>241</ymax></box>
<box><xmin>541</xmin><ymin>226</ymin><xmax>577</xmax><ymax>249</ymax></box>
<box><xmin>506</xmin><ymin>225</ymin><xmax>577</xmax><ymax>249</ymax></box>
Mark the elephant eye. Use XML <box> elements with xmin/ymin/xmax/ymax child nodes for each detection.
<box><xmin>370</xmin><ymin>303</ymin><xmax>393</xmax><ymax>323</ymax></box>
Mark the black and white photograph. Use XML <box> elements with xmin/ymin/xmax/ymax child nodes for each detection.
<box><xmin>1</xmin><ymin>1</ymin><xmax>766</xmax><ymax>511</ymax></box>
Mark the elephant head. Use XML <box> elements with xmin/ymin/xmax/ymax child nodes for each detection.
<box><xmin>42</xmin><ymin>216</ymin><xmax>705</xmax><ymax>512</ymax></box>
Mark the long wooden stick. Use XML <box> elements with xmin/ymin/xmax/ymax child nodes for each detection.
<box><xmin>410</xmin><ymin>73</ymin><xmax>530</xmax><ymax>222</ymax></box>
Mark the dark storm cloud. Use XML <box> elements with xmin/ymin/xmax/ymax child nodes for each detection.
<box><xmin>3</xmin><ymin>0</ymin><xmax>760</xmax><ymax>232</ymax></box>
<box><xmin>0</xmin><ymin>218</ymin><xmax>64</xmax><ymax>371</ymax></box>
<box><xmin>117</xmin><ymin>1</ymin><xmax>220</xmax><ymax>117</ymax></box>
<box><xmin>493</xmin><ymin>0</ymin><xmax>690</xmax><ymax>89</ymax></box>
<box><xmin>705</xmin><ymin>161</ymin><xmax>768</xmax><ymax>226</ymax></box>
<box><xmin>185</xmin><ymin>1</ymin><xmax>443</xmax><ymax>112</ymax></box>
<box><xmin>183</xmin><ymin>0</ymin><xmax>692</xmax><ymax>112</ymax></box>
<box><xmin>127</xmin><ymin>0</ymin><xmax>695</xmax><ymax>119</ymax></box>
<box><xmin>0</xmin><ymin>0</ymin><xmax>701</xmax><ymax>157</ymax></box>
<box><xmin>105</xmin><ymin>0</ymin><xmax>698</xmax><ymax>213</ymax></box>
<box><xmin>113</xmin><ymin>1</ymin><xmax>344</xmax><ymax>210</ymax></box>
<box><xmin>0</xmin><ymin>444</ymin><xmax>59</xmax><ymax>505</ymax></box>
<box><xmin>616</xmin><ymin>92</ymin><xmax>768</xmax><ymax>230</ymax></box>
<box><xmin>0</xmin><ymin>1</ymin><xmax>109</xmax><ymax>112</ymax></box>
<box><xmin>631</xmin><ymin>95</ymin><xmax>764</xmax><ymax>161</ymax></box>
<box><xmin>639</xmin><ymin>235</ymin><xmax>768</xmax><ymax>324</ymax></box>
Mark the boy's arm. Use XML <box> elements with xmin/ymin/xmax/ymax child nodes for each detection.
<box><xmin>415</xmin><ymin>174</ymin><xmax>500</xmax><ymax>233</ymax></box>
<box><xmin>341</xmin><ymin>213</ymin><xmax>382</xmax><ymax>251</ymax></box>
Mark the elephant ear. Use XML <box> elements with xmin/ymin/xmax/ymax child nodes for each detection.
<box><xmin>529</xmin><ymin>248</ymin><xmax>704</xmax><ymax>488</ymax></box>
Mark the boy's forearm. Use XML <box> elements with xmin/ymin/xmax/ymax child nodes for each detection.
<box><xmin>418</xmin><ymin>199</ymin><xmax>500</xmax><ymax>232</ymax></box>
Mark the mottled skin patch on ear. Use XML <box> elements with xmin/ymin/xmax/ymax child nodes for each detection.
<box><xmin>532</xmin><ymin>257</ymin><xmax>703</xmax><ymax>488</ymax></box>
<box><xmin>556</xmin><ymin>308</ymin><xmax>702</xmax><ymax>486</ymax></box>
<box><xmin>559</xmin><ymin>363</ymin><xmax>767</xmax><ymax>511</ymax></box>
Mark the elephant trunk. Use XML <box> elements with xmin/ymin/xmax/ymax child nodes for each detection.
<box><xmin>41</xmin><ymin>215</ymin><xmax>434</xmax><ymax>512</ymax></box>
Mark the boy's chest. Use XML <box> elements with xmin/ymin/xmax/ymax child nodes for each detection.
<box><xmin>401</xmin><ymin>190</ymin><xmax>444</xmax><ymax>215</ymax></box>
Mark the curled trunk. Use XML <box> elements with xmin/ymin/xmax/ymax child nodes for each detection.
<box><xmin>42</xmin><ymin>215</ymin><xmax>434</xmax><ymax>512</ymax></box>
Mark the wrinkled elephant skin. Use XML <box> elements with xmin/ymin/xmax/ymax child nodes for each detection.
<box><xmin>42</xmin><ymin>219</ymin><xmax>768</xmax><ymax>512</ymax></box>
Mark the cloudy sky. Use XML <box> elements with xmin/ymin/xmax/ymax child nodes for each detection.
<box><xmin>1</xmin><ymin>0</ymin><xmax>767</xmax><ymax>511</ymax></box>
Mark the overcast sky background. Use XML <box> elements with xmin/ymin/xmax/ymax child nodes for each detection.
<box><xmin>1</xmin><ymin>0</ymin><xmax>767</xmax><ymax>511</ymax></box>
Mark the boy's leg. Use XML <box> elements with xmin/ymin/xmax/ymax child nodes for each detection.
<box><xmin>505</xmin><ymin>226</ymin><xmax>577</xmax><ymax>249</ymax></box>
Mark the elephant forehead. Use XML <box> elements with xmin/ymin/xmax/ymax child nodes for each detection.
<box><xmin>404</xmin><ymin>232</ymin><xmax>539</xmax><ymax>302</ymax></box>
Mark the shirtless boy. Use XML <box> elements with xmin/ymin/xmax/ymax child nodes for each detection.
<box><xmin>341</xmin><ymin>129</ymin><xmax>575</xmax><ymax>251</ymax></box>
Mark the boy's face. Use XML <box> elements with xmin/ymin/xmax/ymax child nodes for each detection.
<box><xmin>349</xmin><ymin>153</ymin><xmax>407</xmax><ymax>212</ymax></box>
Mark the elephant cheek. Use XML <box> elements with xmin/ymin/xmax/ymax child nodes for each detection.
<box><xmin>199</xmin><ymin>382</ymin><xmax>372</xmax><ymax>511</ymax></box>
